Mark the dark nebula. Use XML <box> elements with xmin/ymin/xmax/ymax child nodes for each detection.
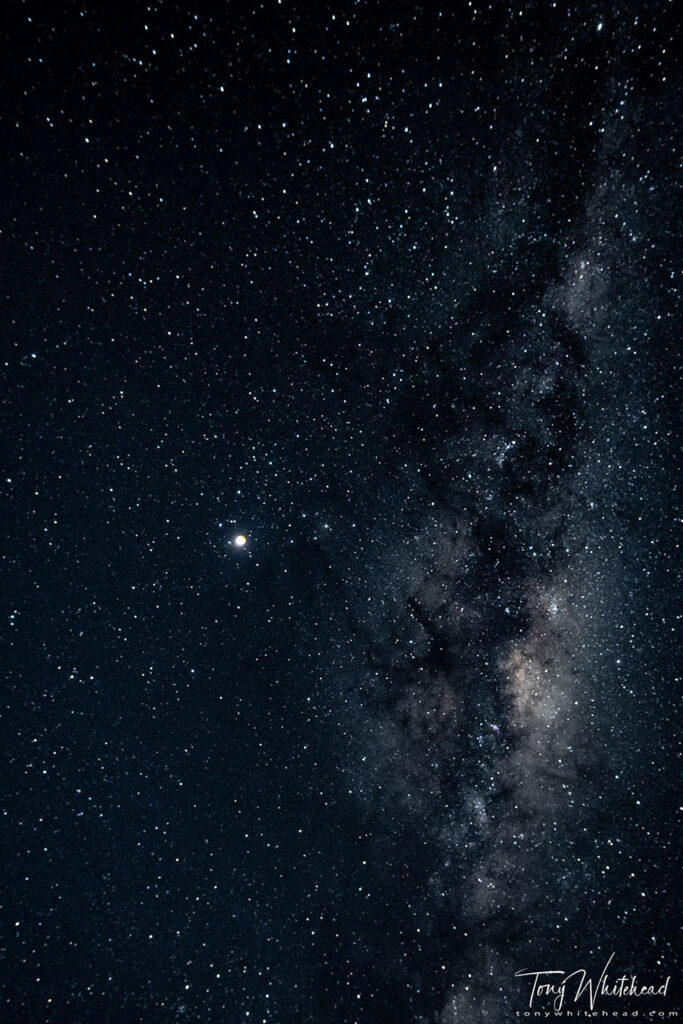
<box><xmin>1</xmin><ymin>2</ymin><xmax>679</xmax><ymax>1022</ymax></box>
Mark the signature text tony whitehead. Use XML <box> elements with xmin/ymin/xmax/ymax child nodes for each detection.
<box><xmin>515</xmin><ymin>953</ymin><xmax>671</xmax><ymax>1011</ymax></box>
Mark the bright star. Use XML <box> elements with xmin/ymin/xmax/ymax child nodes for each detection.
<box><xmin>234</xmin><ymin>534</ymin><xmax>247</xmax><ymax>548</ymax></box>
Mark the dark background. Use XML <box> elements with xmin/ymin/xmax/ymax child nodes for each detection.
<box><xmin>1</xmin><ymin>1</ymin><xmax>679</xmax><ymax>1021</ymax></box>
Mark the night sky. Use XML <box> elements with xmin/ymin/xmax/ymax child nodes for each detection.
<box><xmin>1</xmin><ymin>1</ymin><xmax>680</xmax><ymax>1022</ymax></box>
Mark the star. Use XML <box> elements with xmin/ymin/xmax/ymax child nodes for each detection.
<box><xmin>233</xmin><ymin>534</ymin><xmax>247</xmax><ymax>548</ymax></box>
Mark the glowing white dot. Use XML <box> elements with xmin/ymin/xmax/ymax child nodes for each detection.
<box><xmin>234</xmin><ymin>534</ymin><xmax>247</xmax><ymax>548</ymax></box>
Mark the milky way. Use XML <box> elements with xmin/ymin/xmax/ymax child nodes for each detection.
<box><xmin>2</xmin><ymin>2</ymin><xmax>679</xmax><ymax>1022</ymax></box>
<box><xmin>304</xmin><ymin>83</ymin><xmax>679</xmax><ymax>1022</ymax></box>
